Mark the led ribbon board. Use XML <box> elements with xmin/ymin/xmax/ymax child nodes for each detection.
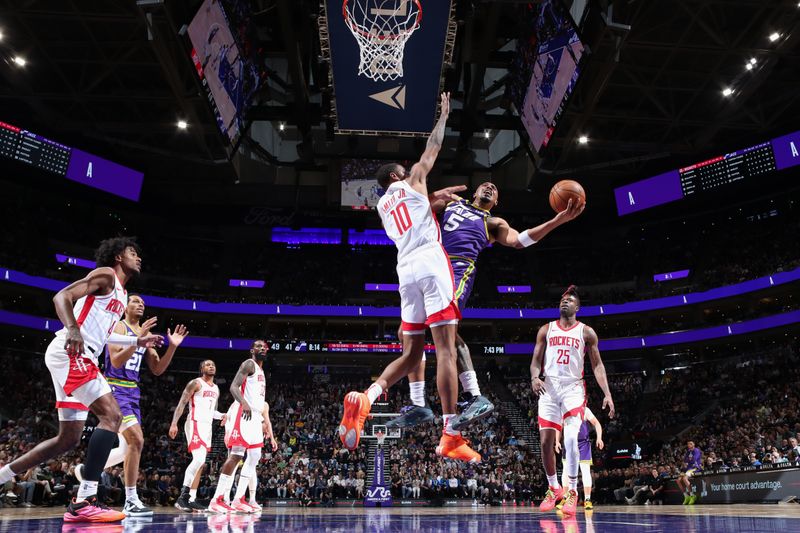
<box><xmin>322</xmin><ymin>0</ymin><xmax>455</xmax><ymax>135</ymax></box>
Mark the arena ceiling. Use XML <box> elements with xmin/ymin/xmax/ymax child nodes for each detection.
<box><xmin>1</xmin><ymin>0</ymin><xmax>799</xmax><ymax>200</ymax></box>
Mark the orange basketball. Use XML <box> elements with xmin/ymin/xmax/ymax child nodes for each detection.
<box><xmin>549</xmin><ymin>180</ymin><xmax>586</xmax><ymax>213</ymax></box>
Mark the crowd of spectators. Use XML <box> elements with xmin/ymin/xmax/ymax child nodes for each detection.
<box><xmin>2</xmin><ymin>340</ymin><xmax>799</xmax><ymax>509</ymax></box>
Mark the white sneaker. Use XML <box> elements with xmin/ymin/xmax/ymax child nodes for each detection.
<box><xmin>248</xmin><ymin>500</ymin><xmax>262</xmax><ymax>512</ymax></box>
<box><xmin>123</xmin><ymin>498</ymin><xmax>154</xmax><ymax>517</ymax></box>
<box><xmin>74</xmin><ymin>464</ymin><xmax>84</xmax><ymax>483</ymax></box>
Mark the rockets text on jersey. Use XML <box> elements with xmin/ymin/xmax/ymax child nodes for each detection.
<box><xmin>377</xmin><ymin>180</ymin><xmax>440</xmax><ymax>261</ymax></box>
<box><xmin>190</xmin><ymin>379</ymin><xmax>220</xmax><ymax>424</ymax></box>
<box><xmin>543</xmin><ymin>320</ymin><xmax>586</xmax><ymax>383</ymax></box>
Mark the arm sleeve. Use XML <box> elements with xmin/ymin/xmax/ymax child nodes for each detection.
<box><xmin>106</xmin><ymin>332</ymin><xmax>138</xmax><ymax>346</ymax></box>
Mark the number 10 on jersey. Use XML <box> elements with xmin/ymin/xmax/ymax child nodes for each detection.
<box><xmin>390</xmin><ymin>203</ymin><xmax>413</xmax><ymax>235</ymax></box>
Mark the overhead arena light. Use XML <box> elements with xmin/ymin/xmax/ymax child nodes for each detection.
<box><xmin>177</xmin><ymin>120</ymin><xmax>188</xmax><ymax>129</ymax></box>
<box><xmin>769</xmin><ymin>32</ymin><xmax>781</xmax><ymax>42</ymax></box>
<box><xmin>578</xmin><ymin>135</ymin><xmax>589</xmax><ymax>144</ymax></box>
<box><xmin>12</xmin><ymin>56</ymin><xmax>26</xmax><ymax>67</ymax></box>
<box><xmin>722</xmin><ymin>87</ymin><xmax>733</xmax><ymax>97</ymax></box>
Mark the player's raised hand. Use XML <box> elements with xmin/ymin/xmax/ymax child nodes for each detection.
<box><xmin>554</xmin><ymin>198</ymin><xmax>585</xmax><ymax>223</ymax></box>
<box><xmin>431</xmin><ymin>185</ymin><xmax>467</xmax><ymax>203</ymax></box>
<box><xmin>440</xmin><ymin>91</ymin><xmax>450</xmax><ymax>117</ymax></box>
<box><xmin>167</xmin><ymin>324</ymin><xmax>189</xmax><ymax>347</ymax></box>
<box><xmin>65</xmin><ymin>326</ymin><xmax>85</xmax><ymax>356</ymax></box>
<box><xmin>169</xmin><ymin>423</ymin><xmax>178</xmax><ymax>440</ymax></box>
<box><xmin>137</xmin><ymin>333</ymin><xmax>164</xmax><ymax>349</ymax></box>
<box><xmin>140</xmin><ymin>317</ymin><xmax>158</xmax><ymax>335</ymax></box>
<box><xmin>602</xmin><ymin>395</ymin><xmax>616</xmax><ymax>419</ymax></box>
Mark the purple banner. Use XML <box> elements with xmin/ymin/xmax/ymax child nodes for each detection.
<box><xmin>2</xmin><ymin>266</ymin><xmax>800</xmax><ymax>319</ymax></box>
<box><xmin>55</xmin><ymin>254</ymin><xmax>97</xmax><ymax>269</ymax></box>
<box><xmin>614</xmin><ymin>170</ymin><xmax>684</xmax><ymax>216</ymax></box>
<box><xmin>497</xmin><ymin>285</ymin><xmax>532</xmax><ymax>293</ymax></box>
<box><xmin>65</xmin><ymin>149</ymin><xmax>144</xmax><ymax>201</ymax></box>
<box><xmin>3</xmin><ymin>308</ymin><xmax>798</xmax><ymax>352</ymax></box>
<box><xmin>271</xmin><ymin>227</ymin><xmax>342</xmax><ymax>245</ymax></box>
<box><xmin>364</xmin><ymin>284</ymin><xmax>399</xmax><ymax>292</ymax></box>
<box><xmin>653</xmin><ymin>269</ymin><xmax>690</xmax><ymax>282</ymax></box>
<box><xmin>229</xmin><ymin>279</ymin><xmax>265</xmax><ymax>289</ymax></box>
<box><xmin>348</xmin><ymin>230</ymin><xmax>393</xmax><ymax>246</ymax></box>
<box><xmin>771</xmin><ymin>130</ymin><xmax>800</xmax><ymax>170</ymax></box>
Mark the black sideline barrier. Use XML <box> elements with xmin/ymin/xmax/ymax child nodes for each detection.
<box><xmin>665</xmin><ymin>465</ymin><xmax>800</xmax><ymax>504</ymax></box>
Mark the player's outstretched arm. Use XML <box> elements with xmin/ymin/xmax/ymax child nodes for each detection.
<box><xmin>409</xmin><ymin>92</ymin><xmax>450</xmax><ymax>193</ymax></box>
<box><xmin>586</xmin><ymin>326</ymin><xmax>615</xmax><ymax>419</ymax></box>
<box><xmin>230</xmin><ymin>359</ymin><xmax>256</xmax><ymax>420</ymax></box>
<box><xmin>108</xmin><ymin>316</ymin><xmax>159</xmax><ymax>368</ymax></box>
<box><xmin>53</xmin><ymin>267</ymin><xmax>116</xmax><ymax>356</ymax></box>
<box><xmin>262</xmin><ymin>403</ymin><xmax>278</xmax><ymax>452</ymax></box>
<box><xmin>429</xmin><ymin>185</ymin><xmax>467</xmax><ymax>213</ymax></box>
<box><xmin>530</xmin><ymin>325</ymin><xmax>549</xmax><ymax>396</ymax></box>
<box><xmin>169</xmin><ymin>378</ymin><xmax>201</xmax><ymax>438</ymax></box>
<box><xmin>588</xmin><ymin>412</ymin><xmax>604</xmax><ymax>449</ymax></box>
<box><xmin>489</xmin><ymin>198</ymin><xmax>584</xmax><ymax>249</ymax></box>
<box><xmin>146</xmin><ymin>324</ymin><xmax>189</xmax><ymax>376</ymax></box>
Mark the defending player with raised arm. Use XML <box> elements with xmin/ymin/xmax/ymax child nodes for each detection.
<box><xmin>169</xmin><ymin>360</ymin><xmax>223</xmax><ymax>512</ymax></box>
<box><xmin>388</xmin><ymin>182</ymin><xmax>584</xmax><ymax>431</ymax></box>
<box><xmin>207</xmin><ymin>341</ymin><xmax>276</xmax><ymax>514</ymax></box>
<box><xmin>530</xmin><ymin>286</ymin><xmax>614</xmax><ymax>516</ymax></box>
<box><xmin>339</xmin><ymin>93</ymin><xmax>482</xmax><ymax>463</ymax></box>
<box><xmin>76</xmin><ymin>295</ymin><xmax>188</xmax><ymax>517</ymax></box>
<box><xmin>0</xmin><ymin>237</ymin><xmax>163</xmax><ymax>524</ymax></box>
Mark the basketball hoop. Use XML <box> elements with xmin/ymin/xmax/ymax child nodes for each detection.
<box><xmin>342</xmin><ymin>0</ymin><xmax>422</xmax><ymax>81</ymax></box>
<box><xmin>375</xmin><ymin>431</ymin><xmax>386</xmax><ymax>447</ymax></box>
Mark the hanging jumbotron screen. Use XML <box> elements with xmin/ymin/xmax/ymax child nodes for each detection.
<box><xmin>322</xmin><ymin>0</ymin><xmax>455</xmax><ymax>135</ymax></box>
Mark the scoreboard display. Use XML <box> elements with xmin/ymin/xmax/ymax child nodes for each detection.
<box><xmin>616</xmin><ymin>129</ymin><xmax>800</xmax><ymax>215</ymax></box>
<box><xmin>0</xmin><ymin>120</ymin><xmax>143</xmax><ymax>201</ymax></box>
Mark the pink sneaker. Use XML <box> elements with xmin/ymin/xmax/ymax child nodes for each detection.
<box><xmin>232</xmin><ymin>496</ymin><xmax>258</xmax><ymax>514</ymax></box>
<box><xmin>539</xmin><ymin>486</ymin><xmax>565</xmax><ymax>512</ymax></box>
<box><xmin>63</xmin><ymin>496</ymin><xmax>126</xmax><ymax>522</ymax></box>
<box><xmin>560</xmin><ymin>489</ymin><xmax>579</xmax><ymax>516</ymax></box>
<box><xmin>207</xmin><ymin>495</ymin><xmax>236</xmax><ymax>514</ymax></box>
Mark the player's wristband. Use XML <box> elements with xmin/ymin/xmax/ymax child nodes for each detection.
<box><xmin>106</xmin><ymin>332</ymin><xmax>138</xmax><ymax>346</ymax></box>
<box><xmin>517</xmin><ymin>230</ymin><xmax>536</xmax><ymax>248</ymax></box>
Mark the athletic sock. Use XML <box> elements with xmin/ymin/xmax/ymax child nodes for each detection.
<box><xmin>125</xmin><ymin>486</ymin><xmax>138</xmax><ymax>502</ymax></box>
<box><xmin>189</xmin><ymin>488</ymin><xmax>198</xmax><ymax>502</ymax></box>
<box><xmin>442</xmin><ymin>414</ymin><xmax>460</xmax><ymax>436</ymax></box>
<box><xmin>76</xmin><ymin>481</ymin><xmax>99</xmax><ymax>502</ymax></box>
<box><xmin>458</xmin><ymin>370</ymin><xmax>481</xmax><ymax>397</ymax></box>
<box><xmin>546</xmin><ymin>474</ymin><xmax>560</xmax><ymax>489</ymax></box>
<box><xmin>409</xmin><ymin>381</ymin><xmax>426</xmax><ymax>407</ymax></box>
<box><xmin>366</xmin><ymin>383</ymin><xmax>383</xmax><ymax>405</ymax></box>
<box><xmin>0</xmin><ymin>464</ymin><xmax>16</xmax><ymax>484</ymax></box>
<box><xmin>213</xmin><ymin>473</ymin><xmax>233</xmax><ymax>501</ymax></box>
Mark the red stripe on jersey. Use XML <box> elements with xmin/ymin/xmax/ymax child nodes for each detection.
<box><xmin>538</xmin><ymin>416</ymin><xmax>563</xmax><ymax>431</ymax></box>
<box><xmin>55</xmin><ymin>401</ymin><xmax>89</xmax><ymax>411</ymax></box>
<box><xmin>401</xmin><ymin>321</ymin><xmax>426</xmax><ymax>332</ymax></box>
<box><xmin>76</xmin><ymin>296</ymin><xmax>95</xmax><ymax>327</ymax></box>
<box><xmin>554</xmin><ymin>320</ymin><xmax>581</xmax><ymax>332</ymax></box>
<box><xmin>425</xmin><ymin>300</ymin><xmax>461</xmax><ymax>326</ymax></box>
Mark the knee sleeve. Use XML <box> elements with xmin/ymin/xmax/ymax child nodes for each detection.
<box><xmin>580</xmin><ymin>462</ymin><xmax>592</xmax><ymax>488</ymax></box>
<box><xmin>241</xmin><ymin>449</ymin><xmax>260</xmax><ymax>478</ymax></box>
<box><xmin>183</xmin><ymin>448</ymin><xmax>207</xmax><ymax>487</ymax></box>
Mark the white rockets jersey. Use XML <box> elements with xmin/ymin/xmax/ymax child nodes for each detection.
<box><xmin>189</xmin><ymin>379</ymin><xmax>220</xmax><ymax>423</ymax></box>
<box><xmin>56</xmin><ymin>272</ymin><xmax>127</xmax><ymax>363</ymax></box>
<box><xmin>240</xmin><ymin>362</ymin><xmax>266</xmax><ymax>414</ymax></box>
<box><xmin>377</xmin><ymin>180</ymin><xmax>440</xmax><ymax>261</ymax></box>
<box><xmin>543</xmin><ymin>320</ymin><xmax>586</xmax><ymax>383</ymax></box>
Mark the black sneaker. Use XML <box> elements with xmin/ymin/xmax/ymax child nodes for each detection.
<box><xmin>123</xmin><ymin>498</ymin><xmax>154</xmax><ymax>517</ymax></box>
<box><xmin>451</xmin><ymin>395</ymin><xmax>495</xmax><ymax>431</ymax></box>
<box><xmin>175</xmin><ymin>493</ymin><xmax>192</xmax><ymax>512</ymax></box>
<box><xmin>188</xmin><ymin>499</ymin><xmax>207</xmax><ymax>512</ymax></box>
<box><xmin>385</xmin><ymin>405</ymin><xmax>435</xmax><ymax>429</ymax></box>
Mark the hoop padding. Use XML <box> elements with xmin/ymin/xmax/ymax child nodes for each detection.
<box><xmin>342</xmin><ymin>0</ymin><xmax>422</xmax><ymax>81</ymax></box>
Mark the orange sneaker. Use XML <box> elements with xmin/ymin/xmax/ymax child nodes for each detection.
<box><xmin>435</xmin><ymin>433</ymin><xmax>481</xmax><ymax>463</ymax></box>
<box><xmin>560</xmin><ymin>489</ymin><xmax>579</xmax><ymax>516</ymax></box>
<box><xmin>539</xmin><ymin>486</ymin><xmax>565</xmax><ymax>512</ymax></box>
<box><xmin>339</xmin><ymin>391</ymin><xmax>371</xmax><ymax>450</ymax></box>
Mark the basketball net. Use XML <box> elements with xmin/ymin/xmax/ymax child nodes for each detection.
<box><xmin>375</xmin><ymin>430</ymin><xmax>386</xmax><ymax>447</ymax></box>
<box><xmin>343</xmin><ymin>0</ymin><xmax>422</xmax><ymax>81</ymax></box>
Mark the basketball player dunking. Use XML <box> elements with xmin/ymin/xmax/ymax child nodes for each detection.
<box><xmin>208</xmin><ymin>340</ymin><xmax>277</xmax><ymax>513</ymax></box>
<box><xmin>530</xmin><ymin>286</ymin><xmax>615</xmax><ymax>516</ymax></box>
<box><xmin>74</xmin><ymin>295</ymin><xmax>188</xmax><ymax>517</ymax></box>
<box><xmin>388</xmin><ymin>182</ymin><xmax>584</xmax><ymax>431</ymax></box>
<box><xmin>0</xmin><ymin>237</ymin><xmax>163</xmax><ymax>523</ymax></box>
<box><xmin>338</xmin><ymin>93</ymin><xmax>480</xmax><ymax>462</ymax></box>
<box><xmin>169</xmin><ymin>359</ymin><xmax>224</xmax><ymax>512</ymax></box>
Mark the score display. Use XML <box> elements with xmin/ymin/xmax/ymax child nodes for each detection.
<box><xmin>0</xmin><ymin>120</ymin><xmax>144</xmax><ymax>201</ymax></box>
<box><xmin>616</xmin><ymin>129</ymin><xmax>800</xmax><ymax>215</ymax></box>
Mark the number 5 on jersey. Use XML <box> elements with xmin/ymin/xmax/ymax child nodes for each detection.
<box><xmin>390</xmin><ymin>203</ymin><xmax>413</xmax><ymax>235</ymax></box>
